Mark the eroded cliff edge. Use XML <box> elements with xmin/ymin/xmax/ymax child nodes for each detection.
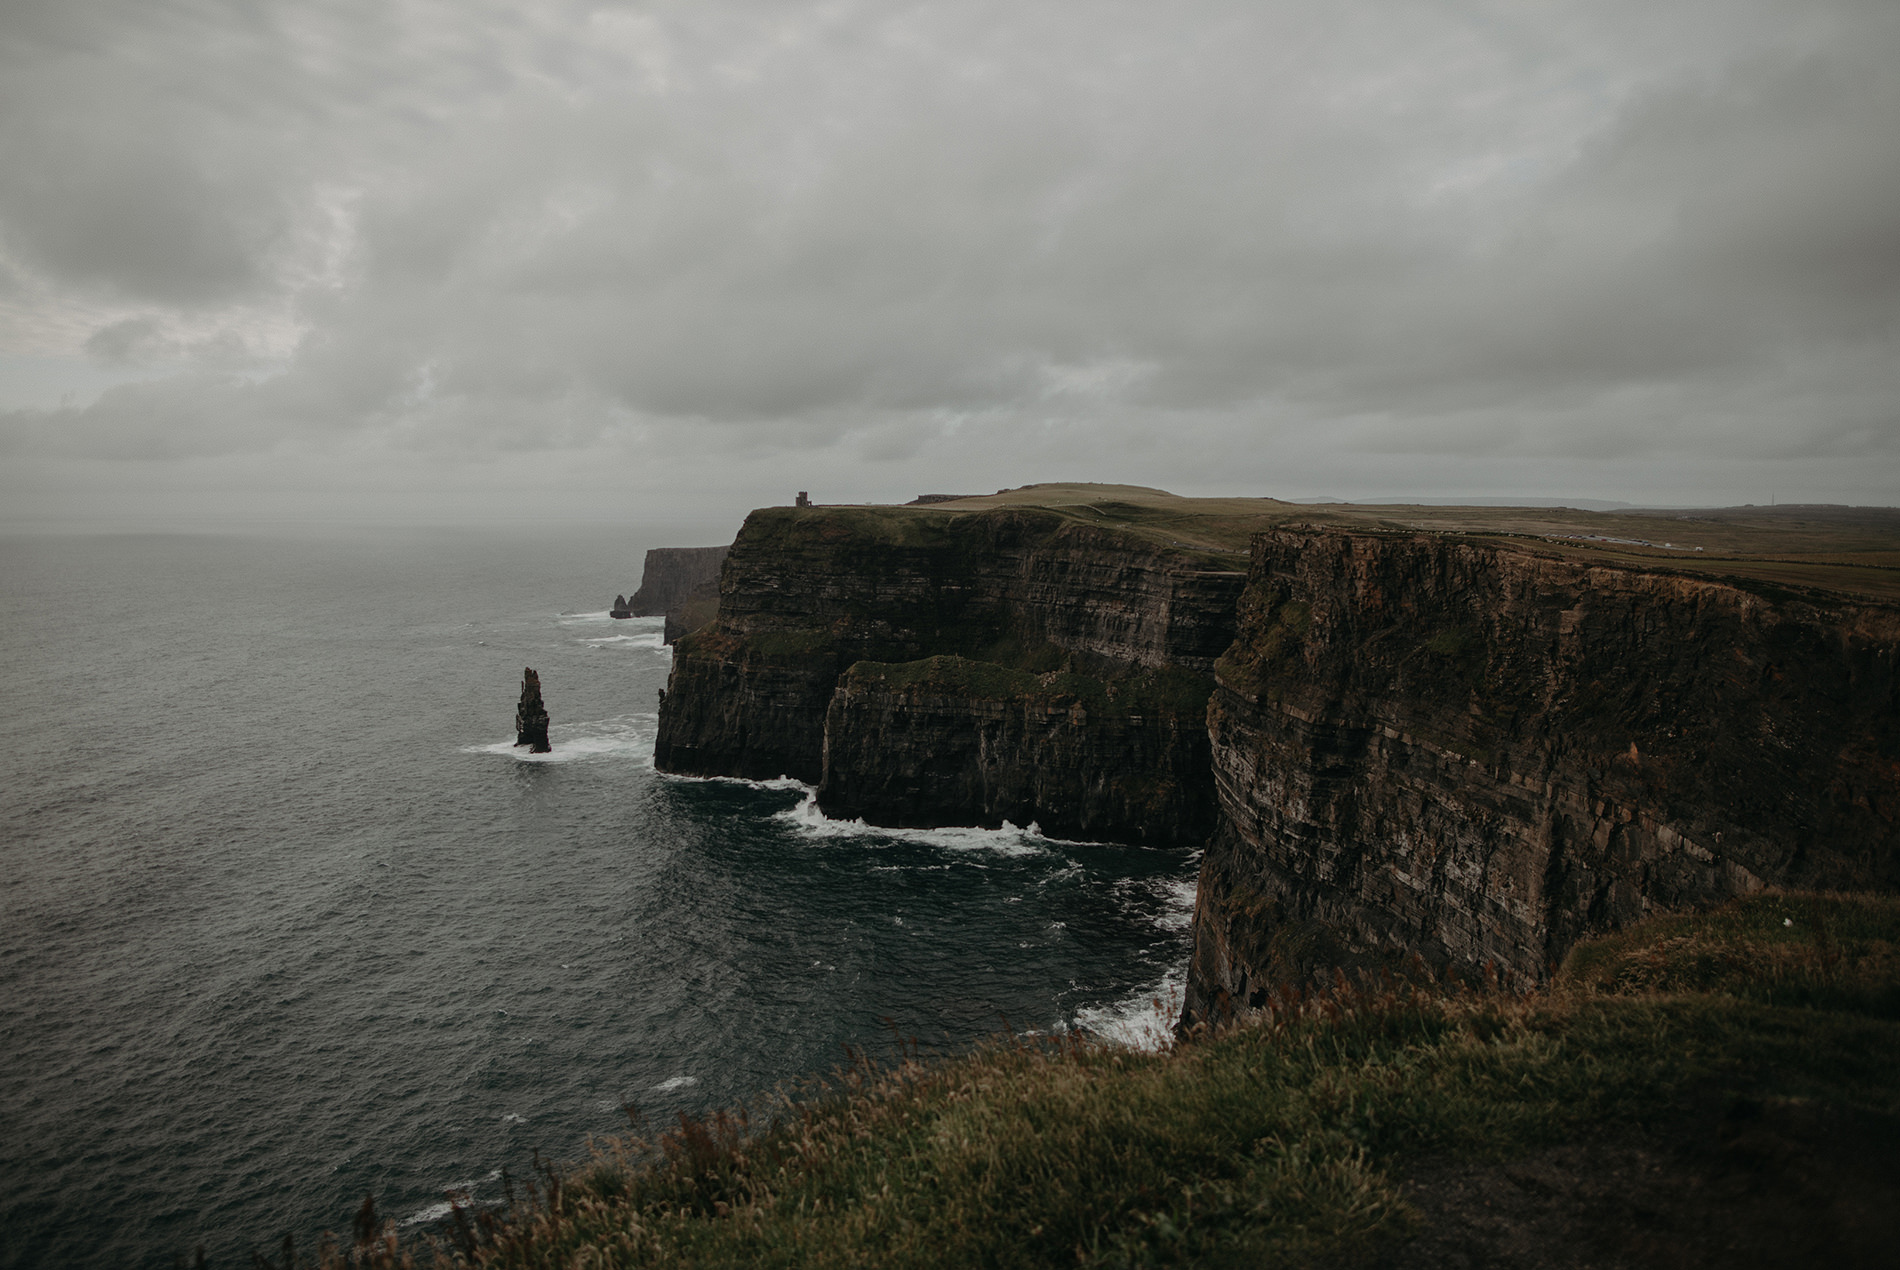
<box><xmin>652</xmin><ymin>503</ymin><xmax>1244</xmax><ymax>844</ymax></box>
<box><xmin>1183</xmin><ymin>527</ymin><xmax>1900</xmax><ymax>1023</ymax></box>
<box><xmin>630</xmin><ymin>545</ymin><xmax>729</xmax><ymax>644</ymax></box>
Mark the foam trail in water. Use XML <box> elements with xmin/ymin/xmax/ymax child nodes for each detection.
<box><xmin>1073</xmin><ymin>967</ymin><xmax>1186</xmax><ymax>1052</ymax></box>
<box><xmin>462</xmin><ymin>714</ymin><xmax>658</xmax><ymax>765</ymax></box>
<box><xmin>558</xmin><ymin>611</ymin><xmax>664</xmax><ymax>627</ymax></box>
<box><xmin>652</xmin><ymin>1075</ymin><xmax>699</xmax><ymax>1092</ymax></box>
<box><xmin>580</xmin><ymin>631</ymin><xmax>668</xmax><ymax>651</ymax></box>
<box><xmin>771</xmin><ymin>790</ymin><xmax>1071</xmax><ymax>858</ymax></box>
<box><xmin>1150</xmin><ymin>875</ymin><xmax>1199</xmax><ymax>932</ymax></box>
<box><xmin>1069</xmin><ymin>867</ymin><xmax>1198</xmax><ymax>1049</ymax></box>
<box><xmin>401</xmin><ymin>1170</ymin><xmax>502</xmax><ymax>1226</ymax></box>
<box><xmin>659</xmin><ymin>771</ymin><xmax>815</xmax><ymax>794</ymax></box>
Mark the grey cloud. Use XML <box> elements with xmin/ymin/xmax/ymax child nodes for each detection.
<box><xmin>0</xmin><ymin>0</ymin><xmax>1895</xmax><ymax>511</ymax></box>
<box><xmin>84</xmin><ymin>316</ymin><xmax>162</xmax><ymax>364</ymax></box>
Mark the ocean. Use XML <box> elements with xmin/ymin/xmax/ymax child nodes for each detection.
<box><xmin>0</xmin><ymin>526</ymin><xmax>1197</xmax><ymax>1268</ymax></box>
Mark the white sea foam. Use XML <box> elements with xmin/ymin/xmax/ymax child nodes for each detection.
<box><xmin>659</xmin><ymin>771</ymin><xmax>815</xmax><ymax>793</ymax></box>
<box><xmin>461</xmin><ymin>714</ymin><xmax>658</xmax><ymax>765</ymax></box>
<box><xmin>400</xmin><ymin>1170</ymin><xmax>502</xmax><ymax>1226</ymax></box>
<box><xmin>652</xmin><ymin>1074</ymin><xmax>699</xmax><ymax>1091</ymax></box>
<box><xmin>403</xmin><ymin>1198</ymin><xmax>461</xmax><ymax>1226</ymax></box>
<box><xmin>769</xmin><ymin>790</ymin><xmax>1082</xmax><ymax>857</ymax></box>
<box><xmin>1073</xmin><ymin>966</ymin><xmax>1186</xmax><ymax>1051</ymax></box>
<box><xmin>1150</xmin><ymin>875</ymin><xmax>1199</xmax><ymax>932</ymax></box>
<box><xmin>557</xmin><ymin>611</ymin><xmax>663</xmax><ymax>627</ymax></box>
<box><xmin>579</xmin><ymin>630</ymin><xmax>667</xmax><ymax>651</ymax></box>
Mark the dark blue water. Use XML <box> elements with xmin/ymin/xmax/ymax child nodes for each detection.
<box><xmin>0</xmin><ymin>528</ymin><xmax>1195</xmax><ymax>1268</ymax></box>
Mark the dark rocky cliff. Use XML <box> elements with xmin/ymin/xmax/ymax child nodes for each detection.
<box><xmin>630</xmin><ymin>546</ymin><xmax>729</xmax><ymax>644</ymax></box>
<box><xmin>821</xmin><ymin>657</ymin><xmax>1216</xmax><ymax>844</ymax></box>
<box><xmin>648</xmin><ymin>498</ymin><xmax>1898</xmax><ymax>1018</ymax></box>
<box><xmin>1184</xmin><ymin>528</ymin><xmax>1900</xmax><ymax>1023</ymax></box>
<box><xmin>653</xmin><ymin>504</ymin><xmax>1243</xmax><ymax>843</ymax></box>
<box><xmin>629</xmin><ymin>546</ymin><xmax>729</xmax><ymax>616</ymax></box>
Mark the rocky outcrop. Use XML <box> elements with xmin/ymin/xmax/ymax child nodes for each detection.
<box><xmin>1183</xmin><ymin>528</ymin><xmax>1900</xmax><ymax>1024</ymax></box>
<box><xmin>653</xmin><ymin>505</ymin><xmax>1244</xmax><ymax>842</ymax></box>
<box><xmin>515</xmin><ymin>667</ymin><xmax>551</xmax><ymax>753</ymax></box>
<box><xmin>610</xmin><ymin>594</ymin><xmax>632</xmax><ymax>619</ymax></box>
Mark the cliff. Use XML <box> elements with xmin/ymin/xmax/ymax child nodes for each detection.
<box><xmin>630</xmin><ymin>546</ymin><xmax>729</xmax><ymax>644</ymax></box>
<box><xmin>630</xmin><ymin>546</ymin><xmax>729</xmax><ymax>616</ymax></box>
<box><xmin>1184</xmin><ymin>528</ymin><xmax>1900</xmax><ymax>1022</ymax></box>
<box><xmin>648</xmin><ymin>490</ymin><xmax>1899</xmax><ymax>1014</ymax></box>
<box><xmin>821</xmin><ymin>657</ymin><xmax>1216</xmax><ymax>844</ymax></box>
<box><xmin>652</xmin><ymin>503</ymin><xmax>1244</xmax><ymax>844</ymax></box>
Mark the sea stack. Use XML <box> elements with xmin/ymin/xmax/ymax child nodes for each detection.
<box><xmin>610</xmin><ymin>594</ymin><xmax>632</xmax><ymax>618</ymax></box>
<box><xmin>515</xmin><ymin>667</ymin><xmax>551</xmax><ymax>753</ymax></box>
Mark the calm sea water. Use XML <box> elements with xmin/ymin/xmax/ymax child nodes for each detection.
<box><xmin>0</xmin><ymin>527</ymin><xmax>1196</xmax><ymax>1268</ymax></box>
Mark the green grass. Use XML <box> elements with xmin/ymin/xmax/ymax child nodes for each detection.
<box><xmin>736</xmin><ymin>485</ymin><xmax>1900</xmax><ymax>602</ymax></box>
<box><xmin>1558</xmin><ymin>890</ymin><xmax>1900</xmax><ymax>1017</ymax></box>
<box><xmin>672</xmin><ymin>627</ymin><xmax>838</xmax><ymax>663</ymax></box>
<box><xmin>264</xmin><ymin>892</ymin><xmax>1900</xmax><ymax>1268</ymax></box>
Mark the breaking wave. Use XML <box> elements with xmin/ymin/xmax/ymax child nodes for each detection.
<box><xmin>461</xmin><ymin>714</ymin><xmax>658</xmax><ymax>765</ymax></box>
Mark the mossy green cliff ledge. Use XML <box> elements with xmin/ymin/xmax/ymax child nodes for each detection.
<box><xmin>1185</xmin><ymin>526</ymin><xmax>1900</xmax><ymax>1022</ymax></box>
<box><xmin>651</xmin><ymin>500</ymin><xmax>1245</xmax><ymax>844</ymax></box>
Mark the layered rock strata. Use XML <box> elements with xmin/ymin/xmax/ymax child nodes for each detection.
<box><xmin>1184</xmin><ymin>528</ymin><xmax>1900</xmax><ymax>1023</ymax></box>
<box><xmin>821</xmin><ymin>657</ymin><xmax>1216</xmax><ymax>845</ymax></box>
<box><xmin>653</xmin><ymin>505</ymin><xmax>1244</xmax><ymax>843</ymax></box>
<box><xmin>629</xmin><ymin>546</ymin><xmax>729</xmax><ymax>616</ymax></box>
<box><xmin>630</xmin><ymin>546</ymin><xmax>729</xmax><ymax>644</ymax></box>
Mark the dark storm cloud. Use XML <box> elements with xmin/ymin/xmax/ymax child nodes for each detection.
<box><xmin>1</xmin><ymin>0</ymin><xmax>1895</xmax><ymax>510</ymax></box>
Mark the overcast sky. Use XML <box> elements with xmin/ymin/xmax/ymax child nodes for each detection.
<box><xmin>2</xmin><ymin>0</ymin><xmax>1895</xmax><ymax>527</ymax></box>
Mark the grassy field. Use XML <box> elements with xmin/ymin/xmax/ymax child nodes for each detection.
<box><xmin>785</xmin><ymin>483</ymin><xmax>1900</xmax><ymax>603</ymax></box>
<box><xmin>261</xmin><ymin>891</ymin><xmax>1900</xmax><ymax>1268</ymax></box>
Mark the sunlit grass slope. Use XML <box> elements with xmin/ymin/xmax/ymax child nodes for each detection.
<box><xmin>267</xmin><ymin>891</ymin><xmax>1900</xmax><ymax>1268</ymax></box>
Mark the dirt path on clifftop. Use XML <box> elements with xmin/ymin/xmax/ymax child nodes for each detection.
<box><xmin>1369</xmin><ymin>1095</ymin><xmax>1900</xmax><ymax>1269</ymax></box>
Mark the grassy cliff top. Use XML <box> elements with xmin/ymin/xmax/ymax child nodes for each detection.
<box><xmin>280</xmin><ymin>891</ymin><xmax>1900</xmax><ymax>1268</ymax></box>
<box><xmin>778</xmin><ymin>484</ymin><xmax>1900</xmax><ymax>603</ymax></box>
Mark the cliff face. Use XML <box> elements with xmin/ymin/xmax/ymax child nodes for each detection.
<box><xmin>1185</xmin><ymin>529</ymin><xmax>1900</xmax><ymax>1022</ymax></box>
<box><xmin>630</xmin><ymin>546</ymin><xmax>729</xmax><ymax>615</ymax></box>
<box><xmin>649</xmin><ymin>502</ymin><xmax>1898</xmax><ymax>1015</ymax></box>
<box><xmin>630</xmin><ymin>546</ymin><xmax>729</xmax><ymax>644</ymax></box>
<box><xmin>821</xmin><ymin>657</ymin><xmax>1216</xmax><ymax>845</ymax></box>
<box><xmin>653</xmin><ymin>505</ymin><xmax>1243</xmax><ymax>841</ymax></box>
